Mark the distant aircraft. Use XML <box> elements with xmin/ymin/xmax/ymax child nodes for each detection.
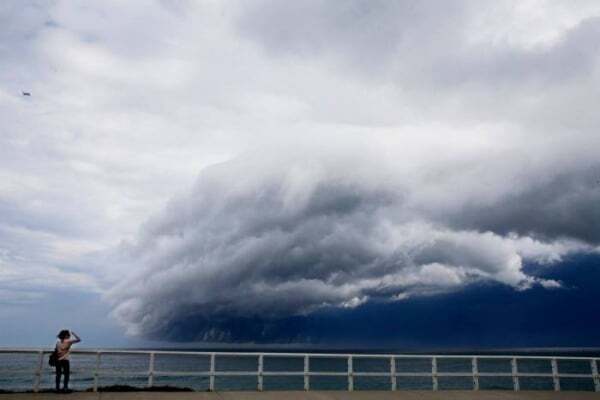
<box><xmin>22</xmin><ymin>91</ymin><xmax>31</xmax><ymax>96</ymax></box>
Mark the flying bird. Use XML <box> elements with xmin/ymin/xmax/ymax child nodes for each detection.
<box><xmin>22</xmin><ymin>91</ymin><xmax>31</xmax><ymax>96</ymax></box>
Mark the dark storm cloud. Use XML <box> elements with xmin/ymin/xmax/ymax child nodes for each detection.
<box><xmin>109</xmin><ymin>146</ymin><xmax>596</xmax><ymax>340</ymax></box>
<box><xmin>106</xmin><ymin>1</ymin><xmax>600</xmax><ymax>342</ymax></box>
<box><xmin>441</xmin><ymin>167</ymin><xmax>600</xmax><ymax>243</ymax></box>
<box><xmin>4</xmin><ymin>1</ymin><xmax>598</xmax><ymax>345</ymax></box>
<box><xmin>143</xmin><ymin>254</ymin><xmax>600</xmax><ymax>345</ymax></box>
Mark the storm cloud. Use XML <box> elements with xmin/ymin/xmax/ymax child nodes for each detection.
<box><xmin>109</xmin><ymin>139</ymin><xmax>598</xmax><ymax>341</ymax></box>
<box><xmin>105</xmin><ymin>1</ymin><xmax>600</xmax><ymax>341</ymax></box>
<box><xmin>2</xmin><ymin>1</ymin><xmax>600</xmax><ymax>345</ymax></box>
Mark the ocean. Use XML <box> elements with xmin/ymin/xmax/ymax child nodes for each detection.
<box><xmin>1</xmin><ymin>349</ymin><xmax>599</xmax><ymax>392</ymax></box>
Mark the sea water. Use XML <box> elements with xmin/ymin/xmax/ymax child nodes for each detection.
<box><xmin>0</xmin><ymin>350</ymin><xmax>598</xmax><ymax>392</ymax></box>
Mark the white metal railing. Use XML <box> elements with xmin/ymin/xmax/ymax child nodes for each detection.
<box><xmin>1</xmin><ymin>349</ymin><xmax>599</xmax><ymax>393</ymax></box>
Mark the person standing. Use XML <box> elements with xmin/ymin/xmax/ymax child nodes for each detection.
<box><xmin>55</xmin><ymin>330</ymin><xmax>81</xmax><ymax>393</ymax></box>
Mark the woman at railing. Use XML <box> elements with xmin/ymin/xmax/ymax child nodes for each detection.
<box><xmin>54</xmin><ymin>329</ymin><xmax>81</xmax><ymax>393</ymax></box>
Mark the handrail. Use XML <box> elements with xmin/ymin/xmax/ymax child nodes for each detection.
<box><xmin>1</xmin><ymin>348</ymin><xmax>598</xmax><ymax>359</ymax></box>
<box><xmin>0</xmin><ymin>348</ymin><xmax>598</xmax><ymax>393</ymax></box>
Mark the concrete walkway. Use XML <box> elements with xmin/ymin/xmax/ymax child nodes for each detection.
<box><xmin>1</xmin><ymin>392</ymin><xmax>599</xmax><ymax>400</ymax></box>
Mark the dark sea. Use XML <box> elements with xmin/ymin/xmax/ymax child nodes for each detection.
<box><xmin>1</xmin><ymin>348</ymin><xmax>599</xmax><ymax>392</ymax></box>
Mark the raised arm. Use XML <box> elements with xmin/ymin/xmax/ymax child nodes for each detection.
<box><xmin>69</xmin><ymin>331</ymin><xmax>81</xmax><ymax>343</ymax></box>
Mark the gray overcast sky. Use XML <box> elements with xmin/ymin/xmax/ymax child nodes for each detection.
<box><xmin>1</xmin><ymin>0</ymin><xmax>600</xmax><ymax>346</ymax></box>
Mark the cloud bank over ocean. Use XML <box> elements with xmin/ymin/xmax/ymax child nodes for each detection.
<box><xmin>110</xmin><ymin>138</ymin><xmax>599</xmax><ymax>341</ymax></box>
<box><xmin>103</xmin><ymin>1</ymin><xmax>600</xmax><ymax>342</ymax></box>
<box><xmin>102</xmin><ymin>0</ymin><xmax>600</xmax><ymax>342</ymax></box>
<box><xmin>2</xmin><ymin>1</ymin><xmax>600</xmax><ymax>345</ymax></box>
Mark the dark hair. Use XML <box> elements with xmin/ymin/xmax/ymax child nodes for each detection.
<box><xmin>57</xmin><ymin>330</ymin><xmax>70</xmax><ymax>340</ymax></box>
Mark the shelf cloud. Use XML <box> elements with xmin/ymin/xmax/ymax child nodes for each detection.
<box><xmin>109</xmin><ymin>140</ymin><xmax>598</xmax><ymax>341</ymax></box>
<box><xmin>103</xmin><ymin>0</ymin><xmax>600</xmax><ymax>342</ymax></box>
<box><xmin>2</xmin><ymin>1</ymin><xmax>600</xmax><ymax>344</ymax></box>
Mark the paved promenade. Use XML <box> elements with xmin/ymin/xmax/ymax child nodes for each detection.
<box><xmin>1</xmin><ymin>392</ymin><xmax>599</xmax><ymax>400</ymax></box>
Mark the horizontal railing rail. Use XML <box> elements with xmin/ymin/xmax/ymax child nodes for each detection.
<box><xmin>1</xmin><ymin>349</ymin><xmax>599</xmax><ymax>393</ymax></box>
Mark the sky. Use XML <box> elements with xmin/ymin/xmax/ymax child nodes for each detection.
<box><xmin>1</xmin><ymin>0</ymin><xmax>600</xmax><ymax>348</ymax></box>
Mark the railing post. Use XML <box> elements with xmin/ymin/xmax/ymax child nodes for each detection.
<box><xmin>390</xmin><ymin>356</ymin><xmax>396</xmax><ymax>391</ymax></box>
<box><xmin>209</xmin><ymin>353</ymin><xmax>215</xmax><ymax>391</ymax></box>
<box><xmin>472</xmin><ymin>357</ymin><xmax>479</xmax><ymax>391</ymax></box>
<box><xmin>551</xmin><ymin>358</ymin><xmax>560</xmax><ymax>392</ymax></box>
<box><xmin>432</xmin><ymin>357</ymin><xmax>438</xmax><ymax>391</ymax></box>
<box><xmin>304</xmin><ymin>355</ymin><xmax>310</xmax><ymax>391</ymax></box>
<box><xmin>511</xmin><ymin>358</ymin><xmax>520</xmax><ymax>391</ymax></box>
<box><xmin>257</xmin><ymin>354</ymin><xmax>264</xmax><ymax>391</ymax></box>
<box><xmin>347</xmin><ymin>355</ymin><xmax>354</xmax><ymax>391</ymax></box>
<box><xmin>148</xmin><ymin>352</ymin><xmax>155</xmax><ymax>387</ymax></box>
<box><xmin>93</xmin><ymin>352</ymin><xmax>101</xmax><ymax>392</ymax></box>
<box><xmin>591</xmin><ymin>359</ymin><xmax>600</xmax><ymax>392</ymax></box>
<box><xmin>33</xmin><ymin>350</ymin><xmax>44</xmax><ymax>393</ymax></box>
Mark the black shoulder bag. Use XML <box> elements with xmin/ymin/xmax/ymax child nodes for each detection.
<box><xmin>49</xmin><ymin>348</ymin><xmax>58</xmax><ymax>367</ymax></box>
